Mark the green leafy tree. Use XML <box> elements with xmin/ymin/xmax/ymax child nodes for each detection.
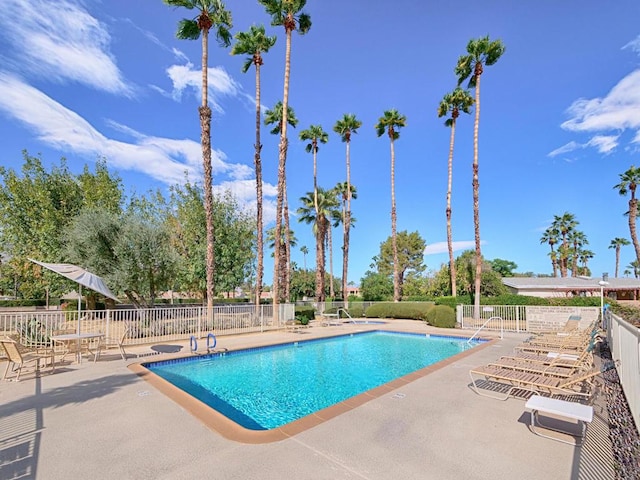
<box><xmin>375</xmin><ymin>230</ymin><xmax>426</xmax><ymax>300</ymax></box>
<box><xmin>437</xmin><ymin>87</ymin><xmax>474</xmax><ymax>296</ymax></box>
<box><xmin>289</xmin><ymin>267</ymin><xmax>315</xmax><ymax>301</ymax></box>
<box><xmin>455</xmin><ymin>35</ymin><xmax>505</xmax><ymax>317</ymax></box>
<box><xmin>615</xmin><ymin>166</ymin><xmax>640</xmax><ymax>266</ymax></box>
<box><xmin>609</xmin><ymin>237</ymin><xmax>630</xmax><ymax>278</ymax></box>
<box><xmin>452</xmin><ymin>250</ymin><xmax>506</xmax><ymax>298</ymax></box>
<box><xmin>167</xmin><ymin>182</ymin><xmax>255</xmax><ymax>301</ymax></box>
<box><xmin>0</xmin><ymin>152</ymin><xmax>123</xmax><ymax>298</ymax></box>
<box><xmin>360</xmin><ymin>270</ymin><xmax>393</xmax><ymax>301</ymax></box>
<box><xmin>231</xmin><ymin>24</ymin><xmax>276</xmax><ymax>307</ymax></box>
<box><xmin>333</xmin><ymin>113</ymin><xmax>362</xmax><ymax>305</ymax></box>
<box><xmin>489</xmin><ymin>258</ymin><xmax>518</xmax><ymax>277</ymax></box>
<box><xmin>264</xmin><ymin>101</ymin><xmax>299</xmax><ymax>302</ymax></box>
<box><xmin>375</xmin><ymin>109</ymin><xmax>407</xmax><ymax>302</ymax></box>
<box><xmin>259</xmin><ymin>0</ymin><xmax>311</xmax><ymax>312</ymax></box>
<box><xmin>164</xmin><ymin>0</ymin><xmax>232</xmax><ymax>310</ymax></box>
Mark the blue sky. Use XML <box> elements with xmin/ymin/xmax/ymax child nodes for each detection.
<box><xmin>2</xmin><ymin>0</ymin><xmax>640</xmax><ymax>286</ymax></box>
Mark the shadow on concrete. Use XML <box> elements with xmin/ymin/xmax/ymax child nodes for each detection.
<box><xmin>151</xmin><ymin>344</ymin><xmax>183</xmax><ymax>354</ymax></box>
<box><xmin>0</xmin><ymin>372</ymin><xmax>138</xmax><ymax>480</ymax></box>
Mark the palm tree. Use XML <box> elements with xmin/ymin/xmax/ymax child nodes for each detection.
<box><xmin>615</xmin><ymin>166</ymin><xmax>640</xmax><ymax>267</ymax></box>
<box><xmin>299</xmin><ymin>125</ymin><xmax>329</xmax><ymax>215</ymax></box>
<box><xmin>455</xmin><ymin>35</ymin><xmax>505</xmax><ymax>317</ymax></box>
<box><xmin>437</xmin><ymin>88</ymin><xmax>474</xmax><ymax>296</ymax></box>
<box><xmin>259</xmin><ymin>0</ymin><xmax>311</xmax><ymax>313</ymax></box>
<box><xmin>375</xmin><ymin>109</ymin><xmax>407</xmax><ymax>302</ymax></box>
<box><xmin>568</xmin><ymin>230</ymin><xmax>587</xmax><ymax>277</ymax></box>
<box><xmin>297</xmin><ymin>188</ymin><xmax>338</xmax><ymax>302</ymax></box>
<box><xmin>609</xmin><ymin>237</ymin><xmax>630</xmax><ymax>278</ymax></box>
<box><xmin>540</xmin><ymin>226</ymin><xmax>560</xmax><ymax>277</ymax></box>
<box><xmin>264</xmin><ymin>102</ymin><xmax>299</xmax><ymax>301</ymax></box>
<box><xmin>265</xmin><ymin>226</ymin><xmax>297</xmax><ymax>257</ymax></box>
<box><xmin>163</xmin><ymin>0</ymin><xmax>232</xmax><ymax>310</ymax></box>
<box><xmin>300</xmin><ymin>245</ymin><xmax>309</xmax><ymax>270</ymax></box>
<box><xmin>551</xmin><ymin>212</ymin><xmax>578</xmax><ymax>277</ymax></box>
<box><xmin>628</xmin><ymin>259</ymin><xmax>640</xmax><ymax>278</ymax></box>
<box><xmin>333</xmin><ymin>113</ymin><xmax>361</xmax><ymax>306</ymax></box>
<box><xmin>334</xmin><ymin>181</ymin><xmax>357</xmax><ymax>300</ymax></box>
<box><xmin>231</xmin><ymin>25</ymin><xmax>276</xmax><ymax>307</ymax></box>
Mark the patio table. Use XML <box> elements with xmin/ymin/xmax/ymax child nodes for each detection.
<box><xmin>50</xmin><ymin>332</ymin><xmax>104</xmax><ymax>364</ymax></box>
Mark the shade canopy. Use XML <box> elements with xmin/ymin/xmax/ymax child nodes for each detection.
<box><xmin>29</xmin><ymin>259</ymin><xmax>120</xmax><ymax>302</ymax></box>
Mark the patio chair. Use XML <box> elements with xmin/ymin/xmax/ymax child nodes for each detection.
<box><xmin>95</xmin><ymin>327</ymin><xmax>131</xmax><ymax>362</ymax></box>
<box><xmin>1</xmin><ymin>337</ymin><xmax>54</xmax><ymax>381</ymax></box>
<box><xmin>468</xmin><ymin>363</ymin><xmax>603</xmax><ymax>401</ymax></box>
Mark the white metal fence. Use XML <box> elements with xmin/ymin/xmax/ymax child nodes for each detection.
<box><xmin>0</xmin><ymin>303</ymin><xmax>295</xmax><ymax>352</ymax></box>
<box><xmin>607</xmin><ymin>313</ymin><xmax>640</xmax><ymax>431</ymax></box>
<box><xmin>457</xmin><ymin>305</ymin><xmax>600</xmax><ymax>333</ymax></box>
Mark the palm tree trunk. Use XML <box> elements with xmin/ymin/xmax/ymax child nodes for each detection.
<box><xmin>273</xmin><ymin>27</ymin><xmax>293</xmax><ymax>318</ymax></box>
<box><xmin>313</xmin><ymin>149</ymin><xmax>318</xmax><ymax>215</ymax></box>
<box><xmin>343</xmin><ymin>139</ymin><xmax>351</xmax><ymax>308</ymax></box>
<box><xmin>315</xmin><ymin>220</ymin><xmax>324</xmax><ymax>302</ymax></box>
<box><xmin>446</xmin><ymin>120</ymin><xmax>457</xmax><ymax>297</ymax></box>
<box><xmin>283</xmin><ymin>178</ymin><xmax>291</xmax><ymax>302</ymax></box>
<box><xmin>472</xmin><ymin>74</ymin><xmax>482</xmax><ymax>319</ymax></box>
<box><xmin>390</xmin><ymin>139</ymin><xmax>399</xmax><ymax>302</ymax></box>
<box><xmin>629</xmin><ymin>196</ymin><xmax>640</xmax><ymax>265</ymax></box>
<box><xmin>615</xmin><ymin>247</ymin><xmax>620</xmax><ymax>278</ymax></box>
<box><xmin>200</xmin><ymin>29</ymin><xmax>215</xmax><ymax>318</ymax></box>
<box><xmin>254</xmin><ymin>62</ymin><xmax>263</xmax><ymax>308</ymax></box>
<box><xmin>328</xmin><ymin>222</ymin><xmax>334</xmax><ymax>298</ymax></box>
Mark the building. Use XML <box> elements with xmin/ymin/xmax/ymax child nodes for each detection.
<box><xmin>502</xmin><ymin>276</ymin><xmax>640</xmax><ymax>301</ymax></box>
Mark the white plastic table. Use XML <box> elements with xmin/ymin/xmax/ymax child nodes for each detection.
<box><xmin>525</xmin><ymin>395</ymin><xmax>593</xmax><ymax>445</ymax></box>
<box><xmin>50</xmin><ymin>332</ymin><xmax>103</xmax><ymax>364</ymax></box>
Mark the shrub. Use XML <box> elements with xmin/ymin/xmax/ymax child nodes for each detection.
<box><xmin>294</xmin><ymin>306</ymin><xmax>315</xmax><ymax>322</ymax></box>
<box><xmin>434</xmin><ymin>295</ymin><xmax>471</xmax><ymax>308</ymax></box>
<box><xmin>365</xmin><ymin>302</ymin><xmax>434</xmax><ymax>321</ymax></box>
<box><xmin>345</xmin><ymin>304</ymin><xmax>365</xmax><ymax>318</ymax></box>
<box><xmin>425</xmin><ymin>305</ymin><xmax>456</xmax><ymax>328</ymax></box>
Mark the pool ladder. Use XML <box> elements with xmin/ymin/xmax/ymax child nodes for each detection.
<box><xmin>337</xmin><ymin>308</ymin><xmax>352</xmax><ymax>319</ymax></box>
<box><xmin>467</xmin><ymin>316</ymin><xmax>504</xmax><ymax>345</ymax></box>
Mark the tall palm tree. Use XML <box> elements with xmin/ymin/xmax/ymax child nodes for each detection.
<box><xmin>609</xmin><ymin>237</ymin><xmax>630</xmax><ymax>278</ymax></box>
<box><xmin>552</xmin><ymin>212</ymin><xmax>578</xmax><ymax>277</ymax></box>
<box><xmin>231</xmin><ymin>25</ymin><xmax>276</xmax><ymax>307</ymax></box>
<box><xmin>300</xmin><ymin>245</ymin><xmax>309</xmax><ymax>270</ymax></box>
<box><xmin>540</xmin><ymin>226</ymin><xmax>560</xmax><ymax>277</ymax></box>
<box><xmin>299</xmin><ymin>124</ymin><xmax>329</xmax><ymax>215</ymax></box>
<box><xmin>568</xmin><ymin>230</ymin><xmax>587</xmax><ymax>277</ymax></box>
<box><xmin>455</xmin><ymin>35</ymin><xmax>505</xmax><ymax>317</ymax></box>
<box><xmin>615</xmin><ymin>166</ymin><xmax>640</xmax><ymax>267</ymax></box>
<box><xmin>437</xmin><ymin>88</ymin><xmax>474</xmax><ymax>297</ymax></box>
<box><xmin>259</xmin><ymin>0</ymin><xmax>311</xmax><ymax>313</ymax></box>
<box><xmin>163</xmin><ymin>0</ymin><xmax>232</xmax><ymax>310</ymax></box>
<box><xmin>333</xmin><ymin>113</ymin><xmax>361</xmax><ymax>305</ymax></box>
<box><xmin>264</xmin><ymin>102</ymin><xmax>299</xmax><ymax>301</ymax></box>
<box><xmin>375</xmin><ymin>109</ymin><xmax>407</xmax><ymax>302</ymax></box>
<box><xmin>297</xmin><ymin>188</ymin><xmax>338</xmax><ymax>302</ymax></box>
<box><xmin>265</xmin><ymin>226</ymin><xmax>297</xmax><ymax>257</ymax></box>
<box><xmin>626</xmin><ymin>259</ymin><xmax>640</xmax><ymax>278</ymax></box>
<box><xmin>334</xmin><ymin>181</ymin><xmax>357</xmax><ymax>300</ymax></box>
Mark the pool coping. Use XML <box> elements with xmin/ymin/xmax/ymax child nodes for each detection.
<box><xmin>128</xmin><ymin>331</ymin><xmax>496</xmax><ymax>444</ymax></box>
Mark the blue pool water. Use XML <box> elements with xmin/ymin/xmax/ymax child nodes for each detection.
<box><xmin>146</xmin><ymin>331</ymin><xmax>482</xmax><ymax>430</ymax></box>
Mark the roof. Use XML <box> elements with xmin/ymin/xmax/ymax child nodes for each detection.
<box><xmin>502</xmin><ymin>276</ymin><xmax>640</xmax><ymax>290</ymax></box>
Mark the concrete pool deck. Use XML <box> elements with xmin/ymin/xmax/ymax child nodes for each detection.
<box><xmin>0</xmin><ymin>321</ymin><xmax>617</xmax><ymax>479</ymax></box>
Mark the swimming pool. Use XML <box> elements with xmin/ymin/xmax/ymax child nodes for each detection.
<box><xmin>142</xmin><ymin>331</ymin><xmax>484</xmax><ymax>435</ymax></box>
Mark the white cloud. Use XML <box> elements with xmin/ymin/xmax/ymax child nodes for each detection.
<box><xmin>0</xmin><ymin>73</ymin><xmax>276</xmax><ymax>215</ymax></box>
<box><xmin>0</xmin><ymin>0</ymin><xmax>133</xmax><ymax>96</ymax></box>
<box><xmin>623</xmin><ymin>35</ymin><xmax>640</xmax><ymax>55</ymax></box>
<box><xmin>424</xmin><ymin>241</ymin><xmax>478</xmax><ymax>255</ymax></box>
<box><xmin>548</xmin><ymin>141</ymin><xmax>581</xmax><ymax>157</ymax></box>
<box><xmin>586</xmin><ymin>135</ymin><xmax>619</xmax><ymax>154</ymax></box>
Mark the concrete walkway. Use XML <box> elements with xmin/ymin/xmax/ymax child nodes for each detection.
<box><xmin>0</xmin><ymin>321</ymin><xmax>616</xmax><ymax>479</ymax></box>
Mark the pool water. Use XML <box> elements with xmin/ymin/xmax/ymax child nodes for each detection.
<box><xmin>146</xmin><ymin>331</ymin><xmax>481</xmax><ymax>430</ymax></box>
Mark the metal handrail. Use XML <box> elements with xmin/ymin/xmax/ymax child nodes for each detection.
<box><xmin>337</xmin><ymin>308</ymin><xmax>352</xmax><ymax>319</ymax></box>
<box><xmin>467</xmin><ymin>316</ymin><xmax>503</xmax><ymax>345</ymax></box>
